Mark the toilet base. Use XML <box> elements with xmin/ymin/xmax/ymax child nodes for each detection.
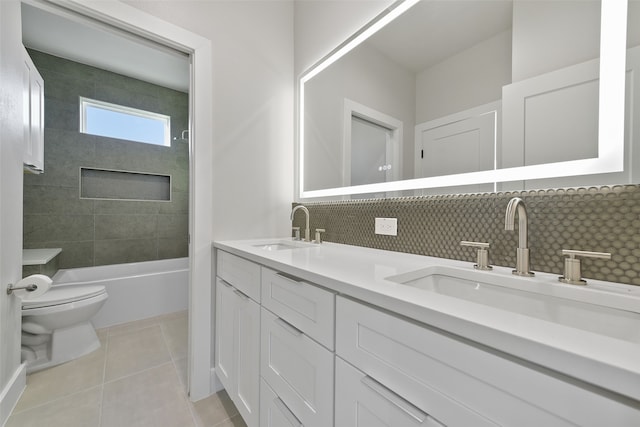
<box><xmin>22</xmin><ymin>321</ymin><xmax>101</xmax><ymax>374</ymax></box>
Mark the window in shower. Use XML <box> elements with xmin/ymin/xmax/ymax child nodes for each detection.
<box><xmin>79</xmin><ymin>97</ymin><xmax>171</xmax><ymax>146</ymax></box>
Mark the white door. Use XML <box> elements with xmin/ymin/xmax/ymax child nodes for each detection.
<box><xmin>235</xmin><ymin>291</ymin><xmax>260</xmax><ymax>427</ymax></box>
<box><xmin>214</xmin><ymin>278</ymin><xmax>260</xmax><ymax>427</ymax></box>
<box><xmin>0</xmin><ymin>0</ymin><xmax>27</xmax><ymax>422</ymax></box>
<box><xmin>214</xmin><ymin>279</ymin><xmax>235</xmax><ymax>391</ymax></box>
<box><xmin>351</xmin><ymin>116</ymin><xmax>393</xmax><ymax>186</ymax></box>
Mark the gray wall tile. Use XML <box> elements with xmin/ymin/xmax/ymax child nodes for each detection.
<box><xmin>94</xmin><ymin>239</ymin><xmax>158</xmax><ymax>266</ymax></box>
<box><xmin>95</xmin><ymin>214</ymin><xmax>158</xmax><ymax>240</ymax></box>
<box><xmin>293</xmin><ymin>185</ymin><xmax>640</xmax><ymax>286</ymax></box>
<box><xmin>157</xmin><ymin>215</ymin><xmax>188</xmax><ymax>239</ymax></box>
<box><xmin>24</xmin><ymin>215</ymin><xmax>94</xmax><ymax>243</ymax></box>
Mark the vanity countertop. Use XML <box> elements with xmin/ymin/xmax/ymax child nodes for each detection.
<box><xmin>214</xmin><ymin>238</ymin><xmax>640</xmax><ymax>402</ymax></box>
<box><xmin>23</xmin><ymin>248</ymin><xmax>62</xmax><ymax>266</ymax></box>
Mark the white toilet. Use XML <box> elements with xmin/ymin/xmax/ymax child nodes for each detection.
<box><xmin>21</xmin><ymin>284</ymin><xmax>108</xmax><ymax>373</ymax></box>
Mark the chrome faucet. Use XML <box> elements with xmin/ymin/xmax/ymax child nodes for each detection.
<box><xmin>290</xmin><ymin>205</ymin><xmax>310</xmax><ymax>242</ymax></box>
<box><xmin>504</xmin><ymin>197</ymin><xmax>534</xmax><ymax>276</ymax></box>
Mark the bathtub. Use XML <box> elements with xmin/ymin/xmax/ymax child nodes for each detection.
<box><xmin>51</xmin><ymin>258</ymin><xmax>189</xmax><ymax>329</ymax></box>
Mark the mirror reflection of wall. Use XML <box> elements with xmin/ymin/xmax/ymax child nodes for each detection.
<box><xmin>302</xmin><ymin>0</ymin><xmax>639</xmax><ymax>199</ymax></box>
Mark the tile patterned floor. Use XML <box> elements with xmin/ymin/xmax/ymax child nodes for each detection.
<box><xmin>6</xmin><ymin>311</ymin><xmax>246</xmax><ymax>427</ymax></box>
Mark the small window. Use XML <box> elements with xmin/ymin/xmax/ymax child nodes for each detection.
<box><xmin>80</xmin><ymin>97</ymin><xmax>170</xmax><ymax>146</ymax></box>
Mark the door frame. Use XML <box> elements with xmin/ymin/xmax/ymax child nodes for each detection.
<box><xmin>41</xmin><ymin>0</ymin><xmax>214</xmax><ymax>401</ymax></box>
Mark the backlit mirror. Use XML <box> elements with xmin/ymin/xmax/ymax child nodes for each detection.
<box><xmin>299</xmin><ymin>0</ymin><xmax>634</xmax><ymax>200</ymax></box>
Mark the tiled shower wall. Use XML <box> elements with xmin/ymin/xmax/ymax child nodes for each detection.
<box><xmin>23</xmin><ymin>50</ymin><xmax>189</xmax><ymax>269</ymax></box>
<box><xmin>293</xmin><ymin>185</ymin><xmax>640</xmax><ymax>286</ymax></box>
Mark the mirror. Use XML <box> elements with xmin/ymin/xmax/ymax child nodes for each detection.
<box><xmin>299</xmin><ymin>0</ymin><xmax>634</xmax><ymax>199</ymax></box>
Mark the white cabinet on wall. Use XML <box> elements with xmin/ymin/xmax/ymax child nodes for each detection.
<box><xmin>215</xmin><ymin>252</ymin><xmax>261</xmax><ymax>427</ymax></box>
<box><xmin>22</xmin><ymin>46</ymin><xmax>44</xmax><ymax>173</ymax></box>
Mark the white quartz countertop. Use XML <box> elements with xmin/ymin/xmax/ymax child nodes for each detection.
<box><xmin>213</xmin><ymin>238</ymin><xmax>640</xmax><ymax>402</ymax></box>
<box><xmin>23</xmin><ymin>248</ymin><xmax>62</xmax><ymax>266</ymax></box>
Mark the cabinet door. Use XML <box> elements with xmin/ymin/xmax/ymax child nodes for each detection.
<box><xmin>22</xmin><ymin>47</ymin><xmax>44</xmax><ymax>173</ymax></box>
<box><xmin>235</xmin><ymin>289</ymin><xmax>260</xmax><ymax>427</ymax></box>
<box><xmin>214</xmin><ymin>279</ymin><xmax>236</xmax><ymax>391</ymax></box>
<box><xmin>215</xmin><ymin>278</ymin><xmax>260</xmax><ymax>427</ymax></box>
<box><xmin>261</xmin><ymin>307</ymin><xmax>334</xmax><ymax>427</ymax></box>
<box><xmin>336</xmin><ymin>357</ymin><xmax>446</xmax><ymax>427</ymax></box>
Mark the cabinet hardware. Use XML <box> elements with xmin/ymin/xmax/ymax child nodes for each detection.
<box><xmin>276</xmin><ymin>317</ymin><xmax>303</xmax><ymax>336</ymax></box>
<box><xmin>361</xmin><ymin>375</ymin><xmax>428</xmax><ymax>424</ymax></box>
<box><xmin>274</xmin><ymin>397</ymin><xmax>303</xmax><ymax>427</ymax></box>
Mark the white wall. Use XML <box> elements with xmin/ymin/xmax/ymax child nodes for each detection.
<box><xmin>123</xmin><ymin>0</ymin><xmax>293</xmax><ymax>398</ymax></box>
<box><xmin>304</xmin><ymin>42</ymin><xmax>415</xmax><ymax>191</ymax></box>
<box><xmin>415</xmin><ymin>30</ymin><xmax>511</xmax><ymax>124</ymax></box>
<box><xmin>125</xmin><ymin>0</ymin><xmax>294</xmax><ymax>241</ymax></box>
<box><xmin>294</xmin><ymin>0</ymin><xmax>394</xmax><ymax>199</ymax></box>
<box><xmin>512</xmin><ymin>0</ymin><xmax>600</xmax><ymax>82</ymax></box>
<box><xmin>0</xmin><ymin>1</ymin><xmax>27</xmax><ymax>423</ymax></box>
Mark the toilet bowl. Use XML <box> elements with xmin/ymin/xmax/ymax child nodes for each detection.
<box><xmin>21</xmin><ymin>284</ymin><xmax>108</xmax><ymax>373</ymax></box>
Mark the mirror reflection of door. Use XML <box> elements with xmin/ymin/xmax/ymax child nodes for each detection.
<box><xmin>351</xmin><ymin>115</ymin><xmax>393</xmax><ymax>186</ymax></box>
<box><xmin>343</xmin><ymin>99</ymin><xmax>403</xmax><ymax>198</ymax></box>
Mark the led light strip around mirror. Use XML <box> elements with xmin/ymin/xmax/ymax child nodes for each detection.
<box><xmin>298</xmin><ymin>0</ymin><xmax>628</xmax><ymax>199</ymax></box>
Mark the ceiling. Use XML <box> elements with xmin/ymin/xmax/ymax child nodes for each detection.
<box><xmin>21</xmin><ymin>2</ymin><xmax>190</xmax><ymax>92</ymax></box>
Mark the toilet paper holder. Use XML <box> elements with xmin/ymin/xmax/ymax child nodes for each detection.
<box><xmin>6</xmin><ymin>282</ymin><xmax>38</xmax><ymax>295</ymax></box>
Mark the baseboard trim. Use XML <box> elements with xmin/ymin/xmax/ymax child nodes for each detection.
<box><xmin>210</xmin><ymin>367</ymin><xmax>224</xmax><ymax>393</ymax></box>
<box><xmin>0</xmin><ymin>363</ymin><xmax>26</xmax><ymax>426</ymax></box>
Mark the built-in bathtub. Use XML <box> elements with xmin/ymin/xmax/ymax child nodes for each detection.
<box><xmin>51</xmin><ymin>257</ymin><xmax>188</xmax><ymax>328</ymax></box>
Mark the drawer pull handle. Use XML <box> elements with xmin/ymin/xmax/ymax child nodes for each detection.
<box><xmin>220</xmin><ymin>280</ymin><xmax>233</xmax><ymax>289</ymax></box>
<box><xmin>233</xmin><ymin>289</ymin><xmax>250</xmax><ymax>300</ymax></box>
<box><xmin>276</xmin><ymin>317</ymin><xmax>303</xmax><ymax>336</ymax></box>
<box><xmin>275</xmin><ymin>272</ymin><xmax>303</xmax><ymax>285</ymax></box>
<box><xmin>274</xmin><ymin>397</ymin><xmax>303</xmax><ymax>427</ymax></box>
<box><xmin>361</xmin><ymin>376</ymin><xmax>428</xmax><ymax>424</ymax></box>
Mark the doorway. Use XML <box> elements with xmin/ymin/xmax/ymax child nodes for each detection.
<box><xmin>18</xmin><ymin>0</ymin><xmax>213</xmax><ymax>401</ymax></box>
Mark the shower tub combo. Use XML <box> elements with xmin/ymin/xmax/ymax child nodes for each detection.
<box><xmin>53</xmin><ymin>257</ymin><xmax>189</xmax><ymax>329</ymax></box>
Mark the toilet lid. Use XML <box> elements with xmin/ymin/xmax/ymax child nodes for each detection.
<box><xmin>22</xmin><ymin>285</ymin><xmax>106</xmax><ymax>309</ymax></box>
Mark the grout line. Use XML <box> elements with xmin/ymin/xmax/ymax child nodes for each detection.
<box><xmin>102</xmin><ymin>360</ymin><xmax>175</xmax><ymax>386</ymax></box>
<box><xmin>158</xmin><ymin>318</ymin><xmax>199</xmax><ymax>427</ymax></box>
<box><xmin>11</xmin><ymin>384</ymin><xmax>103</xmax><ymax>416</ymax></box>
<box><xmin>97</xmin><ymin>331</ymin><xmax>109</xmax><ymax>427</ymax></box>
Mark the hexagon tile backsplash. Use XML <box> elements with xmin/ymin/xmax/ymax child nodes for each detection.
<box><xmin>293</xmin><ymin>185</ymin><xmax>640</xmax><ymax>286</ymax></box>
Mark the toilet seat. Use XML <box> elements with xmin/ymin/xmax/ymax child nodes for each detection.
<box><xmin>22</xmin><ymin>285</ymin><xmax>107</xmax><ymax>310</ymax></box>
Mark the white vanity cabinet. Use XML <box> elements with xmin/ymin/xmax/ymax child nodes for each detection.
<box><xmin>260</xmin><ymin>267</ymin><xmax>335</xmax><ymax>427</ymax></box>
<box><xmin>22</xmin><ymin>46</ymin><xmax>44</xmax><ymax>173</ymax></box>
<box><xmin>335</xmin><ymin>357</ymin><xmax>446</xmax><ymax>427</ymax></box>
<box><xmin>336</xmin><ymin>296</ymin><xmax>640</xmax><ymax>427</ymax></box>
<box><xmin>215</xmin><ymin>252</ymin><xmax>261</xmax><ymax>427</ymax></box>
<box><xmin>214</xmin><ymin>242</ymin><xmax>640</xmax><ymax>427</ymax></box>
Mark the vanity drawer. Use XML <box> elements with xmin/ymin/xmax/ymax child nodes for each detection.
<box><xmin>335</xmin><ymin>357</ymin><xmax>446</xmax><ymax>427</ymax></box>
<box><xmin>216</xmin><ymin>250</ymin><xmax>261</xmax><ymax>302</ymax></box>
<box><xmin>336</xmin><ymin>296</ymin><xmax>640</xmax><ymax>427</ymax></box>
<box><xmin>261</xmin><ymin>267</ymin><xmax>335</xmax><ymax>349</ymax></box>
<box><xmin>260</xmin><ymin>379</ymin><xmax>304</xmax><ymax>427</ymax></box>
<box><xmin>261</xmin><ymin>307</ymin><xmax>334</xmax><ymax>427</ymax></box>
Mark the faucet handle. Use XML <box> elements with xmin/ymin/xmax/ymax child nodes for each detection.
<box><xmin>559</xmin><ymin>249</ymin><xmax>611</xmax><ymax>285</ymax></box>
<box><xmin>292</xmin><ymin>227</ymin><xmax>300</xmax><ymax>241</ymax></box>
<box><xmin>460</xmin><ymin>241</ymin><xmax>493</xmax><ymax>271</ymax></box>
<box><xmin>314</xmin><ymin>229</ymin><xmax>326</xmax><ymax>244</ymax></box>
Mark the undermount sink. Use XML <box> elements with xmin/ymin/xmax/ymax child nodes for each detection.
<box><xmin>253</xmin><ymin>241</ymin><xmax>311</xmax><ymax>251</ymax></box>
<box><xmin>386</xmin><ymin>265</ymin><xmax>640</xmax><ymax>344</ymax></box>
